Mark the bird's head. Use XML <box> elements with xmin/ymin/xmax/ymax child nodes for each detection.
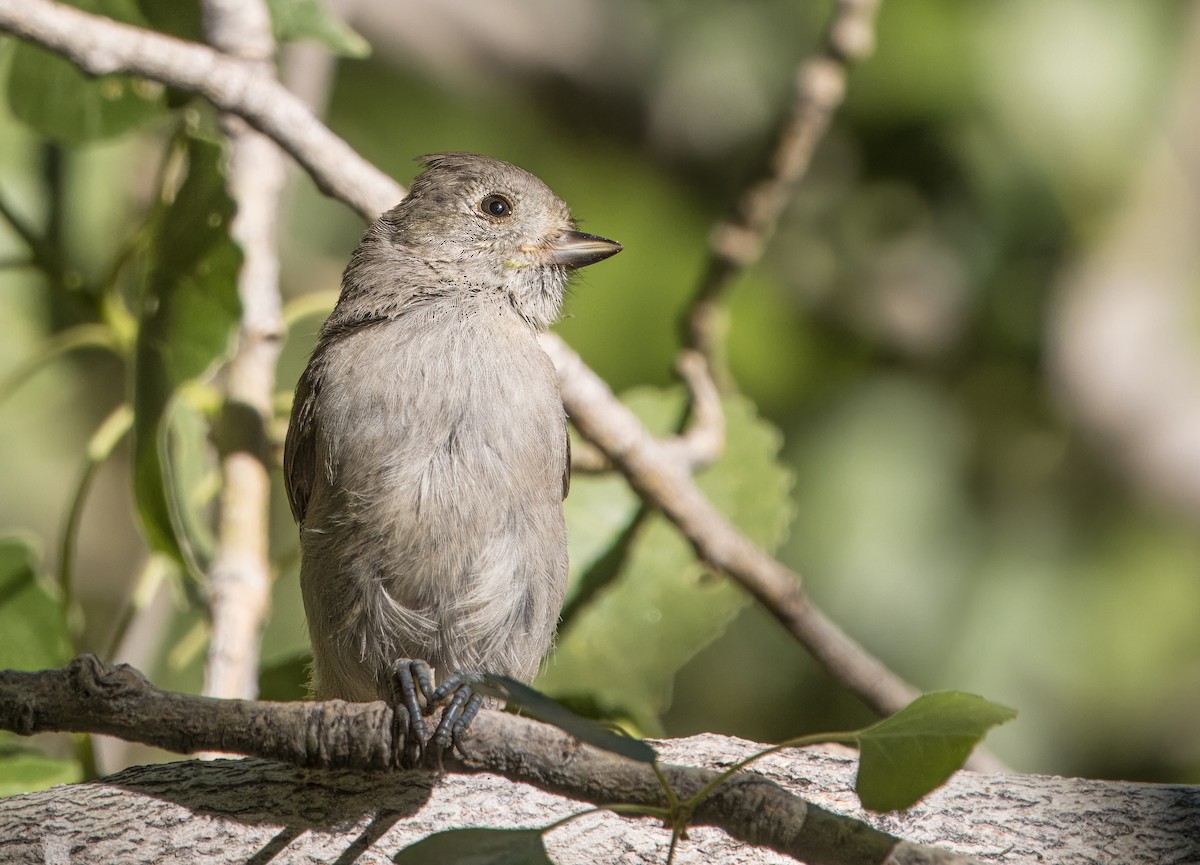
<box><xmin>371</xmin><ymin>152</ymin><xmax>621</xmax><ymax>329</ymax></box>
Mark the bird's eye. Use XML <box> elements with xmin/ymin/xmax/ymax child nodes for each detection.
<box><xmin>480</xmin><ymin>194</ymin><xmax>513</xmax><ymax>219</ymax></box>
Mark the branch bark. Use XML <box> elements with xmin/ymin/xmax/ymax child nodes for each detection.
<box><xmin>0</xmin><ymin>657</ymin><xmax>987</xmax><ymax>865</ymax></box>
<box><xmin>3</xmin><ymin>658</ymin><xmax>1197</xmax><ymax>865</ymax></box>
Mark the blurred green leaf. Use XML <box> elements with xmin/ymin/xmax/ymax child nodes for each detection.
<box><xmin>136</xmin><ymin>0</ymin><xmax>203</xmax><ymax>41</ymax></box>
<box><xmin>0</xmin><ymin>536</ymin><xmax>70</xmax><ymax>671</ymax></box>
<box><xmin>147</xmin><ymin>595</ymin><xmax>207</xmax><ymax>696</ymax></box>
<box><xmin>0</xmin><ymin>733</ymin><xmax>84</xmax><ymax>797</ymax></box>
<box><xmin>161</xmin><ymin>393</ymin><xmax>220</xmax><ymax>564</ymax></box>
<box><xmin>267</xmin><ymin>0</ymin><xmax>370</xmax><ymax>58</ymax></box>
<box><xmin>538</xmin><ymin>387</ymin><xmax>793</xmax><ymax>731</ymax></box>
<box><xmin>855</xmin><ymin>691</ymin><xmax>1016</xmax><ymax>812</ymax></box>
<box><xmin>559</xmin><ymin>392</ymin><xmax>679</xmax><ymax>624</ymax></box>
<box><xmin>478</xmin><ymin>674</ymin><xmax>658</xmax><ymax>764</ymax></box>
<box><xmin>258</xmin><ymin>653</ymin><xmax>310</xmax><ymax>702</ymax></box>
<box><xmin>5</xmin><ymin>0</ymin><xmax>165</xmax><ymax>143</ymax></box>
<box><xmin>259</xmin><ymin>551</ymin><xmax>310</xmax><ymax>666</ymax></box>
<box><xmin>393</xmin><ymin>828</ymin><xmax>551</xmax><ymax>865</ymax></box>
<box><xmin>562</xmin><ymin>467</ymin><xmax>640</xmax><ymax>605</ymax></box>
<box><xmin>131</xmin><ymin>133</ymin><xmax>241</xmax><ymax>562</ymax></box>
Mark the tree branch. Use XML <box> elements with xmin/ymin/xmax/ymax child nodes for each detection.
<box><xmin>542</xmin><ymin>334</ymin><xmax>920</xmax><ymax>720</ymax></box>
<box><xmin>570</xmin><ymin>349</ymin><xmax>726</xmax><ymax>474</ymax></box>
<box><xmin>199</xmin><ymin>0</ymin><xmax>286</xmax><ymax>704</ymax></box>
<box><xmin>684</xmin><ymin>0</ymin><xmax>883</xmax><ymax>384</ymax></box>
<box><xmin>0</xmin><ymin>657</ymin><xmax>990</xmax><ymax>865</ymax></box>
<box><xmin>0</xmin><ymin>0</ymin><xmax>403</xmax><ymax>220</ymax></box>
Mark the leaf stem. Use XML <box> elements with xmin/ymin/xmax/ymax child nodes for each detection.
<box><xmin>57</xmin><ymin>403</ymin><xmax>134</xmax><ymax>635</ymax></box>
<box><xmin>684</xmin><ymin>731</ymin><xmax>861</xmax><ymax>814</ymax></box>
<box><xmin>0</xmin><ymin>324</ymin><xmax>121</xmax><ymax>406</ymax></box>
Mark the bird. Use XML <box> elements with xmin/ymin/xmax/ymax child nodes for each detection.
<box><xmin>283</xmin><ymin>152</ymin><xmax>621</xmax><ymax>759</ymax></box>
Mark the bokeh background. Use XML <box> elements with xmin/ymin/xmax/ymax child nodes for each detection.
<box><xmin>2</xmin><ymin>0</ymin><xmax>1199</xmax><ymax>787</ymax></box>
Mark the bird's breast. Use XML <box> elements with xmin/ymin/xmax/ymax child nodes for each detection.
<box><xmin>316</xmin><ymin>309</ymin><xmax>566</xmax><ymax>516</ymax></box>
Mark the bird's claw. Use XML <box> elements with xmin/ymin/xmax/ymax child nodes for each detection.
<box><xmin>430</xmin><ymin>673</ymin><xmax>485</xmax><ymax>754</ymax></box>
<box><xmin>389</xmin><ymin>662</ymin><xmax>485</xmax><ymax>765</ymax></box>
<box><xmin>389</xmin><ymin>658</ymin><xmax>436</xmax><ymax>766</ymax></box>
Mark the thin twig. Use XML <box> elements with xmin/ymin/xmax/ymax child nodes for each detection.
<box><xmin>659</xmin><ymin>349</ymin><xmax>726</xmax><ymax>470</ymax></box>
<box><xmin>684</xmin><ymin>0</ymin><xmax>883</xmax><ymax>386</ymax></box>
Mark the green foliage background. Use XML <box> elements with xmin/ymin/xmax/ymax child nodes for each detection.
<box><xmin>2</xmin><ymin>0</ymin><xmax>1199</xmax><ymax>792</ymax></box>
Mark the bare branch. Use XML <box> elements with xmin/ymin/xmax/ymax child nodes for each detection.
<box><xmin>573</xmin><ymin>350</ymin><xmax>726</xmax><ymax>475</ymax></box>
<box><xmin>0</xmin><ymin>657</ymin><xmax>994</xmax><ymax>865</ymax></box>
<box><xmin>659</xmin><ymin>349</ymin><xmax>726</xmax><ymax>470</ymax></box>
<box><xmin>685</xmin><ymin>0</ymin><xmax>883</xmax><ymax>383</ymax></box>
<box><xmin>1049</xmin><ymin>3</ymin><xmax>1200</xmax><ymax>520</ymax></box>
<box><xmin>0</xmin><ymin>0</ymin><xmax>403</xmax><ymax>220</ymax></box>
<box><xmin>199</xmin><ymin>0</ymin><xmax>286</xmax><ymax>703</ymax></box>
<box><xmin>542</xmin><ymin>334</ymin><xmax>919</xmax><ymax>718</ymax></box>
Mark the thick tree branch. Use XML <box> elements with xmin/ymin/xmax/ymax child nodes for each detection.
<box><xmin>4</xmin><ymin>658</ymin><xmax>1197</xmax><ymax>864</ymax></box>
<box><xmin>0</xmin><ymin>657</ymin><xmax>988</xmax><ymax>865</ymax></box>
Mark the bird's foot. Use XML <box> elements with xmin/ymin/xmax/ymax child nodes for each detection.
<box><xmin>388</xmin><ymin>658</ymin><xmax>436</xmax><ymax>767</ymax></box>
<box><xmin>387</xmin><ymin>660</ymin><xmax>486</xmax><ymax>766</ymax></box>
<box><xmin>428</xmin><ymin>670</ymin><xmax>485</xmax><ymax>756</ymax></box>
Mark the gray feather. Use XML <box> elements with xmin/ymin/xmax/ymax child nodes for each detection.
<box><xmin>284</xmin><ymin>153</ymin><xmax>618</xmax><ymax>701</ymax></box>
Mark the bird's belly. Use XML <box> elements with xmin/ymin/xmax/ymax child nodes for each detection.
<box><xmin>301</xmin><ymin>327</ymin><xmax>568</xmax><ymax>699</ymax></box>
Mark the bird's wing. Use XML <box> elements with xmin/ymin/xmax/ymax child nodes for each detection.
<box><xmin>284</xmin><ymin>360</ymin><xmax>320</xmax><ymax>524</ymax></box>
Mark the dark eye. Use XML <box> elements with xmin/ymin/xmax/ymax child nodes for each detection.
<box><xmin>480</xmin><ymin>194</ymin><xmax>513</xmax><ymax>219</ymax></box>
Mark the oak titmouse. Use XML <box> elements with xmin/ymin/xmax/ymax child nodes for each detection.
<box><xmin>284</xmin><ymin>152</ymin><xmax>621</xmax><ymax>751</ymax></box>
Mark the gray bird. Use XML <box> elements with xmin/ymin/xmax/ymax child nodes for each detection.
<box><xmin>284</xmin><ymin>152</ymin><xmax>621</xmax><ymax>755</ymax></box>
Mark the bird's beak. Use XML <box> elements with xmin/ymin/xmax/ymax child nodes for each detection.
<box><xmin>531</xmin><ymin>231</ymin><xmax>623</xmax><ymax>269</ymax></box>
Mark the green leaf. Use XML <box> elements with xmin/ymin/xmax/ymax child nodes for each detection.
<box><xmin>258</xmin><ymin>653</ymin><xmax>310</xmax><ymax>702</ymax></box>
<box><xmin>0</xmin><ymin>733</ymin><xmax>84</xmax><ymax>797</ymax></box>
<box><xmin>855</xmin><ymin>691</ymin><xmax>1017</xmax><ymax>812</ymax></box>
<box><xmin>538</xmin><ymin>387</ymin><xmax>794</xmax><ymax>732</ymax></box>
<box><xmin>136</xmin><ymin>0</ymin><xmax>203</xmax><ymax>41</ymax></box>
<box><xmin>161</xmin><ymin>392</ymin><xmax>220</xmax><ymax>564</ymax></box>
<box><xmin>131</xmin><ymin>133</ymin><xmax>241</xmax><ymax>562</ymax></box>
<box><xmin>394</xmin><ymin>828</ymin><xmax>551</xmax><ymax>865</ymax></box>
<box><xmin>267</xmin><ymin>0</ymin><xmax>370</xmax><ymax>58</ymax></box>
<box><xmin>562</xmin><ymin>469</ymin><xmax>640</xmax><ymax>604</ymax></box>
<box><xmin>0</xmin><ymin>536</ymin><xmax>71</xmax><ymax>670</ymax></box>
<box><xmin>5</xmin><ymin>0</ymin><xmax>165</xmax><ymax>143</ymax></box>
<box><xmin>259</xmin><ymin>551</ymin><xmax>310</xmax><ymax>665</ymax></box>
<box><xmin>58</xmin><ymin>404</ymin><xmax>134</xmax><ymax>627</ymax></box>
<box><xmin>477</xmin><ymin>675</ymin><xmax>658</xmax><ymax>764</ymax></box>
